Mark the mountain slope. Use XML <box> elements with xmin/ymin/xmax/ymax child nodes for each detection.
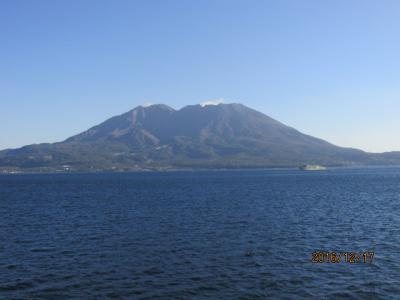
<box><xmin>0</xmin><ymin>103</ymin><xmax>398</xmax><ymax>171</ymax></box>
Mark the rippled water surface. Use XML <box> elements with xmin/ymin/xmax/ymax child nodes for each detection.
<box><xmin>1</xmin><ymin>168</ymin><xmax>400</xmax><ymax>299</ymax></box>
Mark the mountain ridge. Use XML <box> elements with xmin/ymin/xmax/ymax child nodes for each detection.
<box><xmin>1</xmin><ymin>103</ymin><xmax>399</xmax><ymax>172</ymax></box>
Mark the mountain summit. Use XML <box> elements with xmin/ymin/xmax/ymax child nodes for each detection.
<box><xmin>1</xmin><ymin>103</ymin><xmax>399</xmax><ymax>171</ymax></box>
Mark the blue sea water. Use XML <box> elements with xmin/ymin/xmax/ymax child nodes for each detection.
<box><xmin>1</xmin><ymin>168</ymin><xmax>400</xmax><ymax>299</ymax></box>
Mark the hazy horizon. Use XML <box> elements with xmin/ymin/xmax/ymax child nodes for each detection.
<box><xmin>1</xmin><ymin>0</ymin><xmax>400</xmax><ymax>152</ymax></box>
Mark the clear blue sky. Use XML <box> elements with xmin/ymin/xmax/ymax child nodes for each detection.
<box><xmin>1</xmin><ymin>0</ymin><xmax>400</xmax><ymax>152</ymax></box>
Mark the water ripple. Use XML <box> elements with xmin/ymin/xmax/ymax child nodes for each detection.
<box><xmin>1</xmin><ymin>168</ymin><xmax>400</xmax><ymax>299</ymax></box>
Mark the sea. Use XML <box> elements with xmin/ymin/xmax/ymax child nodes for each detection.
<box><xmin>1</xmin><ymin>167</ymin><xmax>400</xmax><ymax>299</ymax></box>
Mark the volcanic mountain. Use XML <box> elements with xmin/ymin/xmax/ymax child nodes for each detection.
<box><xmin>1</xmin><ymin>103</ymin><xmax>399</xmax><ymax>171</ymax></box>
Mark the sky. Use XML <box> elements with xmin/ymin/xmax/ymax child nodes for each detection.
<box><xmin>1</xmin><ymin>0</ymin><xmax>400</xmax><ymax>152</ymax></box>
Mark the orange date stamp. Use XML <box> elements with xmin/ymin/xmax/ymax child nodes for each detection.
<box><xmin>311</xmin><ymin>251</ymin><xmax>374</xmax><ymax>264</ymax></box>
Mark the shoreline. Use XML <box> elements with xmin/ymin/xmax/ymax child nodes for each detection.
<box><xmin>2</xmin><ymin>164</ymin><xmax>400</xmax><ymax>175</ymax></box>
